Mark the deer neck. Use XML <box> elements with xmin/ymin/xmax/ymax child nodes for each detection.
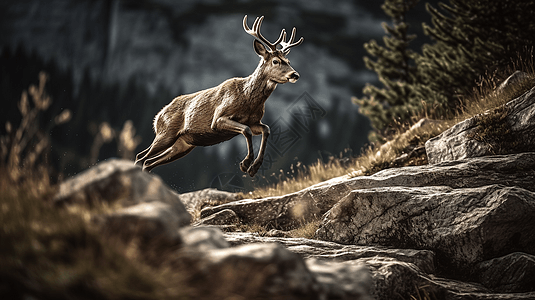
<box><xmin>244</xmin><ymin>61</ymin><xmax>277</xmax><ymax>100</ymax></box>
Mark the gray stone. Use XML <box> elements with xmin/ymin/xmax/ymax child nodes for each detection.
<box><xmin>174</xmin><ymin>231</ymin><xmax>374</xmax><ymax>299</ymax></box>
<box><xmin>426</xmin><ymin>85</ymin><xmax>535</xmax><ymax>164</ymax></box>
<box><xmin>224</xmin><ymin>232</ymin><xmax>436</xmax><ymax>274</ymax></box>
<box><xmin>332</xmin><ymin>256</ymin><xmax>535</xmax><ymax>300</ymax></box>
<box><xmin>94</xmin><ymin>201</ymin><xmax>185</xmax><ymax>245</ymax></box>
<box><xmin>475</xmin><ymin>252</ymin><xmax>535</xmax><ymax>293</ymax></box>
<box><xmin>497</xmin><ymin>71</ymin><xmax>531</xmax><ymax>93</ymax></box>
<box><xmin>223</xmin><ymin>233</ymin><xmax>535</xmax><ymax>299</ymax></box>
<box><xmin>425</xmin><ymin>277</ymin><xmax>535</xmax><ymax>300</ymax></box>
<box><xmin>178</xmin><ymin>226</ymin><xmax>230</xmax><ymax>251</ymax></box>
<box><xmin>315</xmin><ymin>185</ymin><xmax>535</xmax><ymax>270</ymax></box>
<box><xmin>265</xmin><ymin>229</ymin><xmax>293</xmax><ymax>238</ymax></box>
<box><xmin>196</xmin><ymin>243</ymin><xmax>323</xmax><ymax>299</ymax></box>
<box><xmin>194</xmin><ymin>208</ymin><xmax>240</xmax><ymax>226</ymax></box>
<box><xmin>201</xmin><ymin>153</ymin><xmax>535</xmax><ymax>230</ymax></box>
<box><xmin>362</xmin><ymin>256</ymin><xmax>436</xmax><ymax>300</ymax></box>
<box><xmin>179</xmin><ymin>188</ymin><xmax>242</xmax><ymax>216</ymax></box>
<box><xmin>54</xmin><ymin>159</ymin><xmax>191</xmax><ymax>225</ymax></box>
<box><xmin>306</xmin><ymin>259</ymin><xmax>373</xmax><ymax>300</ymax></box>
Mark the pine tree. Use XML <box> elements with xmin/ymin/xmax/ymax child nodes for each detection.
<box><xmin>353</xmin><ymin>0</ymin><xmax>420</xmax><ymax>133</ymax></box>
<box><xmin>413</xmin><ymin>0</ymin><xmax>535</xmax><ymax>114</ymax></box>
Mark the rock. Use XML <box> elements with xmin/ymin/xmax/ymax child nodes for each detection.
<box><xmin>224</xmin><ymin>232</ymin><xmax>436</xmax><ymax>274</ymax></box>
<box><xmin>497</xmin><ymin>71</ymin><xmax>531</xmax><ymax>93</ymax></box>
<box><xmin>426</xmin><ymin>85</ymin><xmax>535</xmax><ymax>164</ymax></box>
<box><xmin>423</xmin><ymin>277</ymin><xmax>535</xmax><ymax>300</ymax></box>
<box><xmin>193</xmin><ymin>224</ymin><xmax>239</xmax><ymax>232</ymax></box>
<box><xmin>474</xmin><ymin>252</ymin><xmax>535</xmax><ymax>293</ymax></box>
<box><xmin>190</xmin><ymin>243</ymin><xmax>322</xmax><ymax>299</ymax></box>
<box><xmin>199</xmin><ymin>194</ymin><xmax>322</xmax><ymax>230</ymax></box>
<box><xmin>179</xmin><ymin>188</ymin><xmax>242</xmax><ymax>216</ymax></box>
<box><xmin>265</xmin><ymin>229</ymin><xmax>293</xmax><ymax>238</ymax></box>
<box><xmin>172</xmin><ymin>229</ymin><xmax>374</xmax><ymax>299</ymax></box>
<box><xmin>54</xmin><ymin>159</ymin><xmax>190</xmax><ymax>225</ymax></box>
<box><xmin>193</xmin><ymin>208</ymin><xmax>240</xmax><ymax>226</ymax></box>
<box><xmin>306</xmin><ymin>259</ymin><xmax>373</xmax><ymax>300</ymax></box>
<box><xmin>94</xmin><ymin>201</ymin><xmax>185</xmax><ymax>246</ymax></box>
<box><xmin>363</xmin><ymin>256</ymin><xmax>438</xmax><ymax>300</ymax></box>
<box><xmin>222</xmin><ymin>232</ymin><xmax>535</xmax><ymax>299</ymax></box>
<box><xmin>315</xmin><ymin>185</ymin><xmax>535</xmax><ymax>271</ymax></box>
<box><xmin>178</xmin><ymin>226</ymin><xmax>230</xmax><ymax>251</ymax></box>
<box><xmin>201</xmin><ymin>153</ymin><xmax>535</xmax><ymax>230</ymax></box>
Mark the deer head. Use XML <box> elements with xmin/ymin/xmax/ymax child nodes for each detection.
<box><xmin>243</xmin><ymin>15</ymin><xmax>303</xmax><ymax>84</ymax></box>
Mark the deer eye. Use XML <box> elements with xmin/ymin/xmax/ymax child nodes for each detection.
<box><xmin>272</xmin><ymin>59</ymin><xmax>280</xmax><ymax>65</ymax></box>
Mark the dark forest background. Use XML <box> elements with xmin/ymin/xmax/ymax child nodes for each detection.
<box><xmin>0</xmin><ymin>0</ymin><xmax>438</xmax><ymax>192</ymax></box>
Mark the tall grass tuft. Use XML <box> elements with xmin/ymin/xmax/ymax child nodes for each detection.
<box><xmin>1</xmin><ymin>72</ymin><xmax>70</xmax><ymax>192</ymax></box>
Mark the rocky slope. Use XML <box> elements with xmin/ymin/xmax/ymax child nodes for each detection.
<box><xmin>54</xmin><ymin>82</ymin><xmax>535</xmax><ymax>299</ymax></box>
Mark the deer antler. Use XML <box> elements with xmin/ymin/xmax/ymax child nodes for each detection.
<box><xmin>280</xmin><ymin>27</ymin><xmax>304</xmax><ymax>55</ymax></box>
<box><xmin>243</xmin><ymin>15</ymin><xmax>286</xmax><ymax>52</ymax></box>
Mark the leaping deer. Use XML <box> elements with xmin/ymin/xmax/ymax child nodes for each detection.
<box><xmin>135</xmin><ymin>15</ymin><xmax>303</xmax><ymax>177</ymax></box>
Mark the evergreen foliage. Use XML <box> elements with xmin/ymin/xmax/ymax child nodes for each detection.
<box><xmin>353</xmin><ymin>0</ymin><xmax>420</xmax><ymax>133</ymax></box>
<box><xmin>414</xmin><ymin>0</ymin><xmax>535</xmax><ymax>113</ymax></box>
<box><xmin>357</xmin><ymin>0</ymin><xmax>535</xmax><ymax>135</ymax></box>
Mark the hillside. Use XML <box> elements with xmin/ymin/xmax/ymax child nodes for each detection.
<box><xmin>3</xmin><ymin>71</ymin><xmax>534</xmax><ymax>299</ymax></box>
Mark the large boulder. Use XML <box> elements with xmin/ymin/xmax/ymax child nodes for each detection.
<box><xmin>223</xmin><ymin>232</ymin><xmax>535</xmax><ymax>300</ymax></box>
<box><xmin>194</xmin><ymin>243</ymin><xmax>321</xmax><ymax>299</ymax></box>
<box><xmin>201</xmin><ymin>153</ymin><xmax>535</xmax><ymax>230</ymax></box>
<box><xmin>54</xmin><ymin>159</ymin><xmax>190</xmax><ymax>225</ymax></box>
<box><xmin>55</xmin><ymin>159</ymin><xmax>192</xmax><ymax>249</ymax></box>
<box><xmin>224</xmin><ymin>232</ymin><xmax>435</xmax><ymax>274</ymax></box>
<box><xmin>94</xmin><ymin>201</ymin><xmax>188</xmax><ymax>246</ymax></box>
<box><xmin>474</xmin><ymin>252</ymin><xmax>535</xmax><ymax>293</ymax></box>
<box><xmin>315</xmin><ymin>184</ymin><xmax>535</xmax><ymax>272</ymax></box>
<box><xmin>426</xmin><ymin>84</ymin><xmax>535</xmax><ymax>164</ymax></box>
<box><xmin>171</xmin><ymin>229</ymin><xmax>374</xmax><ymax>300</ymax></box>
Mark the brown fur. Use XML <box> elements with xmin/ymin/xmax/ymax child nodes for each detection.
<box><xmin>135</xmin><ymin>16</ymin><xmax>303</xmax><ymax>177</ymax></box>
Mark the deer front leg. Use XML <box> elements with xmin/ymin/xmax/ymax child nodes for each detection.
<box><xmin>212</xmin><ymin>116</ymin><xmax>254</xmax><ymax>174</ymax></box>
<box><xmin>247</xmin><ymin>123</ymin><xmax>270</xmax><ymax>177</ymax></box>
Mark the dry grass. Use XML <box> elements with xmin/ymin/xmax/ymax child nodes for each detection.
<box><xmin>248</xmin><ymin>63</ymin><xmax>535</xmax><ymax>200</ymax></box>
<box><xmin>1</xmin><ymin>72</ymin><xmax>70</xmax><ymax>187</ymax></box>
<box><xmin>0</xmin><ymin>73</ymin><xmax>189</xmax><ymax>299</ymax></box>
<box><xmin>287</xmin><ymin>218</ymin><xmax>322</xmax><ymax>239</ymax></box>
<box><xmin>0</xmin><ymin>173</ymin><xmax>193</xmax><ymax>300</ymax></box>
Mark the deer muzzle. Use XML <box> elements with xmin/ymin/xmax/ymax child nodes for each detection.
<box><xmin>287</xmin><ymin>71</ymin><xmax>300</xmax><ymax>83</ymax></box>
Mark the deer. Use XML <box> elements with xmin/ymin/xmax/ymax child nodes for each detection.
<box><xmin>135</xmin><ymin>15</ymin><xmax>303</xmax><ymax>177</ymax></box>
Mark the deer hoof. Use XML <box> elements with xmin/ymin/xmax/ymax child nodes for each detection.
<box><xmin>247</xmin><ymin>163</ymin><xmax>261</xmax><ymax>177</ymax></box>
<box><xmin>240</xmin><ymin>158</ymin><xmax>252</xmax><ymax>173</ymax></box>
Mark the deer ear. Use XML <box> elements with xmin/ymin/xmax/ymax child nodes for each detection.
<box><xmin>253</xmin><ymin>39</ymin><xmax>269</xmax><ymax>59</ymax></box>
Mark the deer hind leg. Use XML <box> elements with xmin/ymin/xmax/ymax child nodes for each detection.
<box><xmin>247</xmin><ymin>123</ymin><xmax>270</xmax><ymax>177</ymax></box>
<box><xmin>212</xmin><ymin>117</ymin><xmax>254</xmax><ymax>175</ymax></box>
<box><xmin>143</xmin><ymin>137</ymin><xmax>195</xmax><ymax>172</ymax></box>
<box><xmin>135</xmin><ymin>134</ymin><xmax>177</xmax><ymax>169</ymax></box>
